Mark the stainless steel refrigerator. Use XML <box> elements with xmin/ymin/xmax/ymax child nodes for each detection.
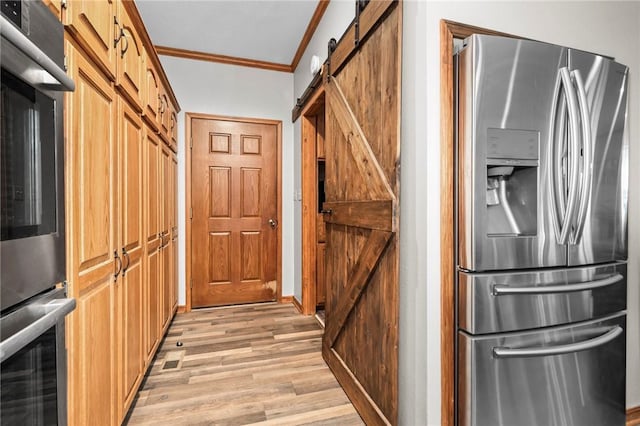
<box><xmin>455</xmin><ymin>34</ymin><xmax>629</xmax><ymax>426</ymax></box>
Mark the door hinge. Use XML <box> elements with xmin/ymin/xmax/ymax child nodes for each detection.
<box><xmin>63</xmin><ymin>55</ymin><xmax>68</xmax><ymax>71</ymax></box>
<box><xmin>190</xmin><ymin>207</ymin><xmax>193</xmax><ymax>220</ymax></box>
<box><xmin>190</xmin><ymin>137</ymin><xmax>193</xmax><ymax>149</ymax></box>
<box><xmin>190</xmin><ymin>279</ymin><xmax>193</xmax><ymax>289</ymax></box>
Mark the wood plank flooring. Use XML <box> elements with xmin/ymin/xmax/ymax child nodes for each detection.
<box><xmin>125</xmin><ymin>303</ymin><xmax>363</xmax><ymax>426</ymax></box>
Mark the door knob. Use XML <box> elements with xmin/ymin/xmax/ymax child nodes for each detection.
<box><xmin>268</xmin><ymin>219</ymin><xmax>278</xmax><ymax>229</ymax></box>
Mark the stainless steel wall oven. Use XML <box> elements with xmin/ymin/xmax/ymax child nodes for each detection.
<box><xmin>1</xmin><ymin>1</ymin><xmax>75</xmax><ymax>424</ymax></box>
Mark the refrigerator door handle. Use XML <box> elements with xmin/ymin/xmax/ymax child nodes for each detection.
<box><xmin>548</xmin><ymin>72</ymin><xmax>566</xmax><ymax>242</ymax></box>
<box><xmin>492</xmin><ymin>272</ymin><xmax>623</xmax><ymax>295</ymax></box>
<box><xmin>571</xmin><ymin>69</ymin><xmax>593</xmax><ymax>244</ymax></box>
<box><xmin>558</xmin><ymin>67</ymin><xmax>582</xmax><ymax>244</ymax></box>
<box><xmin>492</xmin><ymin>325</ymin><xmax>623</xmax><ymax>358</ymax></box>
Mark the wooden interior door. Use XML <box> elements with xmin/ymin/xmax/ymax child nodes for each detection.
<box><xmin>322</xmin><ymin>3</ymin><xmax>401</xmax><ymax>425</ymax></box>
<box><xmin>191</xmin><ymin>117</ymin><xmax>278</xmax><ymax>308</ymax></box>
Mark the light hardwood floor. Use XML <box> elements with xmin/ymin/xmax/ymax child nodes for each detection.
<box><xmin>125</xmin><ymin>303</ymin><xmax>363</xmax><ymax>425</ymax></box>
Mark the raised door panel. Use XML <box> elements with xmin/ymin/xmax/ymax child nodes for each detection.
<box><xmin>64</xmin><ymin>0</ymin><xmax>116</xmax><ymax>79</ymax></box>
<box><xmin>145</xmin><ymin>130</ymin><xmax>160</xmax><ymax>244</ymax></box>
<box><xmin>144</xmin><ymin>246</ymin><xmax>160</xmax><ymax>359</ymax></box>
<box><xmin>143</xmin><ymin>65</ymin><xmax>159</xmax><ymax>130</ymax></box>
<box><xmin>159</xmin><ymin>91</ymin><xmax>170</xmax><ymax>139</ymax></box>
<box><xmin>72</xmin><ymin>278</ymin><xmax>115</xmax><ymax>426</ymax></box>
<box><xmin>161</xmin><ymin>243</ymin><xmax>171</xmax><ymax>329</ymax></box>
<box><xmin>119</xmin><ymin>98</ymin><xmax>144</xmax><ymax>260</ymax></box>
<box><xmin>170</xmin><ymin>109</ymin><xmax>178</xmax><ymax>150</ymax></box>
<box><xmin>118</xmin><ymin>257</ymin><xmax>143</xmax><ymax>418</ymax></box>
<box><xmin>115</xmin><ymin>4</ymin><xmax>144</xmax><ymax>111</ymax></box>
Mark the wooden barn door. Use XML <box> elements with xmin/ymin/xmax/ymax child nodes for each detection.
<box><xmin>322</xmin><ymin>2</ymin><xmax>401</xmax><ymax>425</ymax></box>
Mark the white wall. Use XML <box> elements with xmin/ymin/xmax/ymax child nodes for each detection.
<box><xmin>400</xmin><ymin>2</ymin><xmax>640</xmax><ymax>424</ymax></box>
<box><xmin>158</xmin><ymin>56</ymin><xmax>295</xmax><ymax>303</ymax></box>
<box><xmin>292</xmin><ymin>0</ymin><xmax>355</xmax><ymax>302</ymax></box>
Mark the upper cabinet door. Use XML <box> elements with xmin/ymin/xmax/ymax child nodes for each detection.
<box><xmin>64</xmin><ymin>0</ymin><xmax>116</xmax><ymax>80</ymax></box>
<box><xmin>143</xmin><ymin>64</ymin><xmax>160</xmax><ymax>129</ymax></box>
<box><xmin>567</xmin><ymin>51</ymin><xmax>629</xmax><ymax>266</ymax></box>
<box><xmin>159</xmin><ymin>90</ymin><xmax>170</xmax><ymax>138</ymax></box>
<box><xmin>115</xmin><ymin>3</ymin><xmax>144</xmax><ymax>111</ymax></box>
<box><xmin>170</xmin><ymin>109</ymin><xmax>178</xmax><ymax>147</ymax></box>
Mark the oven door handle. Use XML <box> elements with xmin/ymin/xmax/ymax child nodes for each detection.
<box><xmin>492</xmin><ymin>326</ymin><xmax>623</xmax><ymax>358</ymax></box>
<box><xmin>0</xmin><ymin>298</ymin><xmax>76</xmax><ymax>363</ymax></box>
<box><xmin>1</xmin><ymin>14</ymin><xmax>75</xmax><ymax>91</ymax></box>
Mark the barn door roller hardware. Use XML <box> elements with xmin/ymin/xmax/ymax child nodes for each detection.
<box><xmin>326</xmin><ymin>37</ymin><xmax>338</xmax><ymax>82</ymax></box>
<box><xmin>354</xmin><ymin>0</ymin><xmax>370</xmax><ymax>47</ymax></box>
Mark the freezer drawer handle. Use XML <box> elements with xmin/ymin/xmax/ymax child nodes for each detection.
<box><xmin>492</xmin><ymin>325</ymin><xmax>622</xmax><ymax>358</ymax></box>
<box><xmin>492</xmin><ymin>273</ymin><xmax>623</xmax><ymax>295</ymax></box>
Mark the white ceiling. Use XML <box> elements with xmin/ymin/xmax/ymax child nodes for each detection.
<box><xmin>136</xmin><ymin>0</ymin><xmax>320</xmax><ymax>65</ymax></box>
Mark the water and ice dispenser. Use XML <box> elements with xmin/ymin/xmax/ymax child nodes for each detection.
<box><xmin>485</xmin><ymin>128</ymin><xmax>539</xmax><ymax>237</ymax></box>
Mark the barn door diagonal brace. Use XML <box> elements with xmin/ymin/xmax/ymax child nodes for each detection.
<box><xmin>354</xmin><ymin>0</ymin><xmax>370</xmax><ymax>47</ymax></box>
<box><xmin>323</xmin><ymin>230</ymin><xmax>393</xmax><ymax>348</ymax></box>
<box><xmin>326</xmin><ymin>77</ymin><xmax>395</xmax><ymax>201</ymax></box>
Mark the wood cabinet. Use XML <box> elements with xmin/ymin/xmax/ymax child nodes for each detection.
<box><xmin>115</xmin><ymin>2</ymin><xmax>144</xmax><ymax>111</ymax></box>
<box><xmin>43</xmin><ymin>0</ymin><xmax>62</xmax><ymax>20</ymax></box>
<box><xmin>116</xmin><ymin>97</ymin><xmax>144</xmax><ymax>417</ymax></box>
<box><xmin>143</xmin><ymin>128</ymin><xmax>162</xmax><ymax>361</ymax></box>
<box><xmin>64</xmin><ymin>0</ymin><xmax>117</xmax><ymax>79</ymax></box>
<box><xmin>65</xmin><ymin>39</ymin><xmax>118</xmax><ymax>426</ymax></box>
<box><xmin>160</xmin><ymin>143</ymin><xmax>172</xmax><ymax>329</ymax></box>
<box><xmin>64</xmin><ymin>1</ymin><xmax>180</xmax><ymax>424</ymax></box>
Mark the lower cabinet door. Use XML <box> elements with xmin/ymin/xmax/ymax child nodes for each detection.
<box><xmin>458</xmin><ymin>313</ymin><xmax>626</xmax><ymax>426</ymax></box>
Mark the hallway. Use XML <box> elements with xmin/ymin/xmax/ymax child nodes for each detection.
<box><xmin>125</xmin><ymin>303</ymin><xmax>362</xmax><ymax>425</ymax></box>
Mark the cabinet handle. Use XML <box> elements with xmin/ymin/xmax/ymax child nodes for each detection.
<box><xmin>120</xmin><ymin>30</ymin><xmax>129</xmax><ymax>59</ymax></box>
<box><xmin>113</xmin><ymin>17</ymin><xmax>122</xmax><ymax>48</ymax></box>
<box><xmin>114</xmin><ymin>250</ymin><xmax>123</xmax><ymax>279</ymax></box>
<box><xmin>122</xmin><ymin>247</ymin><xmax>131</xmax><ymax>276</ymax></box>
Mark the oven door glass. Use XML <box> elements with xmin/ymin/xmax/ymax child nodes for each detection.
<box><xmin>0</xmin><ymin>326</ymin><xmax>58</xmax><ymax>425</ymax></box>
<box><xmin>1</xmin><ymin>69</ymin><xmax>56</xmax><ymax>241</ymax></box>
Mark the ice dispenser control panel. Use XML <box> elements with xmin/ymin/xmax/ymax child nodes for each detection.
<box><xmin>485</xmin><ymin>128</ymin><xmax>539</xmax><ymax>237</ymax></box>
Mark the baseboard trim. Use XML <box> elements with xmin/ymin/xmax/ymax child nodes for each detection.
<box><xmin>176</xmin><ymin>305</ymin><xmax>186</xmax><ymax>314</ymax></box>
<box><xmin>292</xmin><ymin>296</ymin><xmax>303</xmax><ymax>314</ymax></box>
<box><xmin>279</xmin><ymin>295</ymin><xmax>293</xmax><ymax>304</ymax></box>
<box><xmin>628</xmin><ymin>406</ymin><xmax>640</xmax><ymax>426</ymax></box>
